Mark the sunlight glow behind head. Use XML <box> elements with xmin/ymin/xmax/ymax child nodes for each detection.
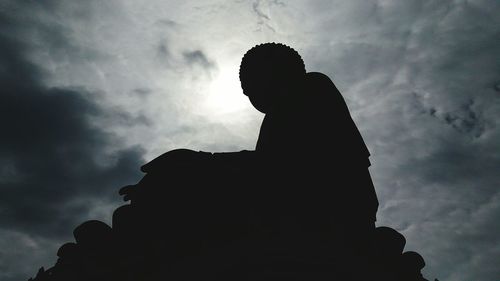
<box><xmin>203</xmin><ymin>62</ymin><xmax>252</xmax><ymax>115</ymax></box>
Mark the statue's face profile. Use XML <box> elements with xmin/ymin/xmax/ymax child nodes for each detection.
<box><xmin>241</xmin><ymin>72</ymin><xmax>288</xmax><ymax>114</ymax></box>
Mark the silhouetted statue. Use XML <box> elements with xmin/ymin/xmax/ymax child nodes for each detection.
<box><xmin>28</xmin><ymin>43</ymin><xmax>433</xmax><ymax>281</ymax></box>
<box><xmin>237</xmin><ymin>43</ymin><xmax>379</xmax><ymax>279</ymax></box>
<box><xmin>239</xmin><ymin>42</ymin><xmax>378</xmax><ymax>231</ymax></box>
<box><xmin>133</xmin><ymin>43</ymin><xmax>378</xmax><ymax>238</ymax></box>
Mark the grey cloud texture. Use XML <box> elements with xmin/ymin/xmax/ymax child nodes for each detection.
<box><xmin>183</xmin><ymin>50</ymin><xmax>216</xmax><ymax>70</ymax></box>
<box><xmin>1</xmin><ymin>0</ymin><xmax>499</xmax><ymax>281</ymax></box>
<box><xmin>0</xmin><ymin>2</ymin><xmax>144</xmax><ymax>280</ymax></box>
<box><xmin>298</xmin><ymin>1</ymin><xmax>500</xmax><ymax>280</ymax></box>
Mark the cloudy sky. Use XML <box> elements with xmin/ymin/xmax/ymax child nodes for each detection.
<box><xmin>1</xmin><ymin>0</ymin><xmax>499</xmax><ymax>280</ymax></box>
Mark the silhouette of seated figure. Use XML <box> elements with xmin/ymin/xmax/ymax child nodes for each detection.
<box><xmin>27</xmin><ymin>42</ymin><xmax>434</xmax><ymax>281</ymax></box>
<box><xmin>238</xmin><ymin>43</ymin><xmax>378</xmax><ymax>244</ymax></box>
<box><xmin>116</xmin><ymin>43</ymin><xmax>380</xmax><ymax>279</ymax></box>
<box><xmin>130</xmin><ymin>43</ymin><xmax>378</xmax><ymax>232</ymax></box>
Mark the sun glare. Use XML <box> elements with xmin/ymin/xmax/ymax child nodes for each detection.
<box><xmin>204</xmin><ymin>63</ymin><xmax>250</xmax><ymax>115</ymax></box>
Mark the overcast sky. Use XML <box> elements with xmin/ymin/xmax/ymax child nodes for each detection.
<box><xmin>1</xmin><ymin>1</ymin><xmax>499</xmax><ymax>280</ymax></box>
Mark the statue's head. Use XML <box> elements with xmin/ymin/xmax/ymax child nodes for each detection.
<box><xmin>239</xmin><ymin>43</ymin><xmax>306</xmax><ymax>113</ymax></box>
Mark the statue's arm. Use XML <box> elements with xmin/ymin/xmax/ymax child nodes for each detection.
<box><xmin>140</xmin><ymin>148</ymin><xmax>257</xmax><ymax>173</ymax></box>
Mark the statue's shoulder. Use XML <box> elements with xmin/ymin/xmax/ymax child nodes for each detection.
<box><xmin>304</xmin><ymin>72</ymin><xmax>349</xmax><ymax>110</ymax></box>
<box><xmin>305</xmin><ymin>72</ymin><xmax>335</xmax><ymax>88</ymax></box>
<box><xmin>306</xmin><ymin>71</ymin><xmax>332</xmax><ymax>80</ymax></box>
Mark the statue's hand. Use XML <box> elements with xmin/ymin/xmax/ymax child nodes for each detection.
<box><xmin>118</xmin><ymin>149</ymin><xmax>211</xmax><ymax>202</ymax></box>
<box><xmin>118</xmin><ymin>184</ymin><xmax>137</xmax><ymax>201</ymax></box>
<box><xmin>140</xmin><ymin>148</ymin><xmax>212</xmax><ymax>173</ymax></box>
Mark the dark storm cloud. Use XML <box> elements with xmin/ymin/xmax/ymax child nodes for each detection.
<box><xmin>0</xmin><ymin>1</ymin><xmax>144</xmax><ymax>235</ymax></box>
<box><xmin>0</xmin><ymin>5</ymin><xmax>144</xmax><ymax>280</ymax></box>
